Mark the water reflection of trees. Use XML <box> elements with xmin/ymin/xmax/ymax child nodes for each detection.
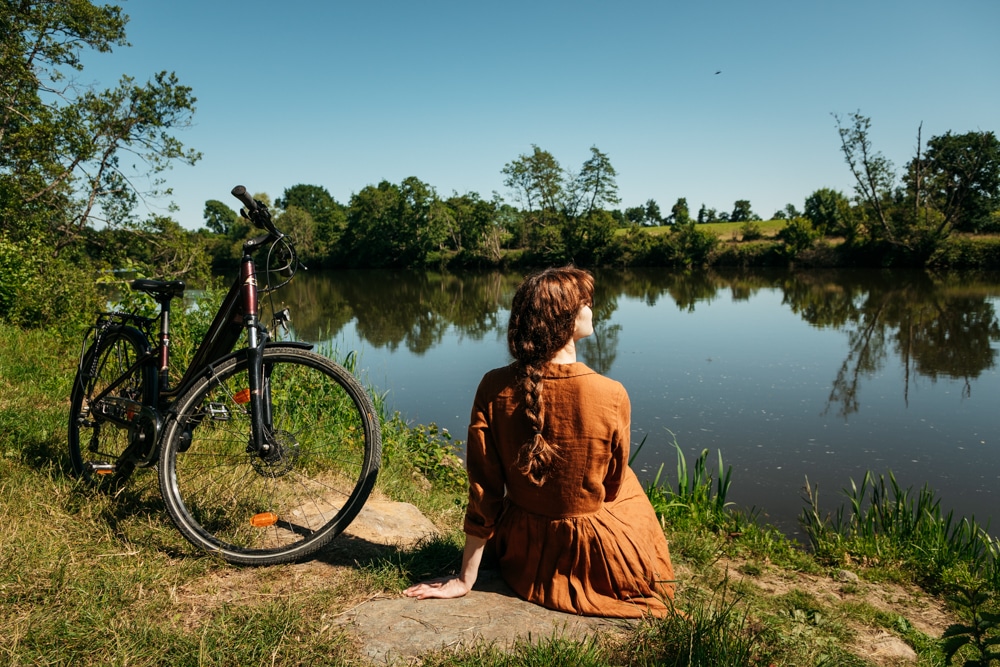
<box><xmin>276</xmin><ymin>268</ymin><xmax>1000</xmax><ymax>416</ymax></box>
<box><xmin>280</xmin><ymin>270</ymin><xmax>519</xmax><ymax>353</ymax></box>
<box><xmin>786</xmin><ymin>270</ymin><xmax>1000</xmax><ymax>417</ymax></box>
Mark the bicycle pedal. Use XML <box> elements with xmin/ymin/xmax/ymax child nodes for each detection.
<box><xmin>207</xmin><ymin>402</ymin><xmax>231</xmax><ymax>421</ymax></box>
<box><xmin>87</xmin><ymin>462</ymin><xmax>116</xmax><ymax>475</ymax></box>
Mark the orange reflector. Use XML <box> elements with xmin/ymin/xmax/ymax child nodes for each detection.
<box><xmin>250</xmin><ymin>512</ymin><xmax>278</xmax><ymax>528</ymax></box>
<box><xmin>233</xmin><ymin>388</ymin><xmax>251</xmax><ymax>404</ymax></box>
<box><xmin>96</xmin><ymin>469</ymin><xmax>114</xmax><ymax>475</ymax></box>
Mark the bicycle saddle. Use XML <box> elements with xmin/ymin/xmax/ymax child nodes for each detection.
<box><xmin>131</xmin><ymin>279</ymin><xmax>186</xmax><ymax>301</ymax></box>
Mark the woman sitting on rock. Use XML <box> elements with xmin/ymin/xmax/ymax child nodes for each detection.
<box><xmin>404</xmin><ymin>266</ymin><xmax>676</xmax><ymax>617</ymax></box>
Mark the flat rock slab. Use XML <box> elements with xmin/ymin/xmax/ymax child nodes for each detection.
<box><xmin>334</xmin><ymin>571</ymin><xmax>628</xmax><ymax>664</ymax></box>
<box><xmin>341</xmin><ymin>499</ymin><xmax>440</xmax><ymax>547</ymax></box>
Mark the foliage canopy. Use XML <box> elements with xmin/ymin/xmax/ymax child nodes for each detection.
<box><xmin>0</xmin><ymin>0</ymin><xmax>200</xmax><ymax>246</ymax></box>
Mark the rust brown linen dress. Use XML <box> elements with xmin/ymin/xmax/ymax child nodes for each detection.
<box><xmin>463</xmin><ymin>361</ymin><xmax>676</xmax><ymax>618</ymax></box>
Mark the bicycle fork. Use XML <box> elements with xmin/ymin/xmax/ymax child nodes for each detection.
<box><xmin>240</xmin><ymin>256</ymin><xmax>276</xmax><ymax>459</ymax></box>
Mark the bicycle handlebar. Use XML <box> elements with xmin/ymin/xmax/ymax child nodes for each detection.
<box><xmin>231</xmin><ymin>185</ymin><xmax>256</xmax><ymax>210</ymax></box>
<box><xmin>231</xmin><ymin>185</ymin><xmax>280</xmax><ymax>237</ymax></box>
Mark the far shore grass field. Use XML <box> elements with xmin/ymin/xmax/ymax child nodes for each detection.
<box><xmin>2</xmin><ymin>315</ymin><xmax>998</xmax><ymax>665</ymax></box>
<box><xmin>612</xmin><ymin>219</ymin><xmax>787</xmax><ymax>239</ymax></box>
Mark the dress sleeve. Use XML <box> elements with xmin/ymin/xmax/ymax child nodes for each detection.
<box><xmin>463</xmin><ymin>377</ymin><xmax>506</xmax><ymax>540</ymax></box>
<box><xmin>602</xmin><ymin>384</ymin><xmax>631</xmax><ymax>503</ymax></box>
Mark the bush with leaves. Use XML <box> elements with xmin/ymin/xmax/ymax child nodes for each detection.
<box><xmin>777</xmin><ymin>218</ymin><xmax>818</xmax><ymax>256</ymax></box>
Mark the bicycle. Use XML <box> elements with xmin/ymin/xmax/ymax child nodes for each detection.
<box><xmin>68</xmin><ymin>185</ymin><xmax>382</xmax><ymax>566</ymax></box>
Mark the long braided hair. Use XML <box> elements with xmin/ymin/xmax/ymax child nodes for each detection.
<box><xmin>507</xmin><ymin>267</ymin><xmax>594</xmax><ymax>486</ymax></box>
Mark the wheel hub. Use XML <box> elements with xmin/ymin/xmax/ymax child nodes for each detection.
<box><xmin>250</xmin><ymin>430</ymin><xmax>299</xmax><ymax>477</ymax></box>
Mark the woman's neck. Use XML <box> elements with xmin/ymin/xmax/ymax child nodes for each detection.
<box><xmin>550</xmin><ymin>339</ymin><xmax>577</xmax><ymax>365</ymax></box>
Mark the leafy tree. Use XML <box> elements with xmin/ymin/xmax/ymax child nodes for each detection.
<box><xmin>644</xmin><ymin>199</ymin><xmax>662</xmax><ymax>226</ymax></box>
<box><xmin>730</xmin><ymin>199</ymin><xmax>757</xmax><ymax>222</ymax></box>
<box><xmin>772</xmin><ymin>203</ymin><xmax>801</xmax><ymax>220</ymax></box>
<box><xmin>344</xmin><ymin>181</ymin><xmax>402</xmax><ymax>267</ymax></box>
<box><xmin>697</xmin><ymin>204</ymin><xmax>718</xmax><ymax>223</ymax></box>
<box><xmin>275</xmin><ymin>184</ymin><xmax>346</xmax><ymax>257</ymax></box>
<box><xmin>441</xmin><ymin>191</ymin><xmax>500</xmax><ymax>258</ymax></box>
<box><xmin>343</xmin><ymin>176</ymin><xmax>442</xmax><ymax>267</ymax></box>
<box><xmin>87</xmin><ymin>215</ymin><xmax>210</xmax><ymax>283</ymax></box>
<box><xmin>0</xmin><ymin>0</ymin><xmax>200</xmax><ymax>247</ymax></box>
<box><xmin>803</xmin><ymin>188</ymin><xmax>850</xmax><ymax>236</ymax></box>
<box><xmin>669</xmin><ymin>198</ymin><xmax>691</xmax><ymax>225</ymax></box>
<box><xmin>834</xmin><ymin>112</ymin><xmax>999</xmax><ymax>260</ymax></box>
<box><xmin>401</xmin><ymin>175</ymin><xmax>447</xmax><ymax>259</ymax></box>
<box><xmin>276</xmin><ymin>184</ymin><xmax>340</xmax><ymax>224</ymax></box>
<box><xmin>835</xmin><ymin>112</ymin><xmax>899</xmax><ymax>245</ymax></box>
<box><xmin>624</xmin><ymin>206</ymin><xmax>646</xmax><ymax>225</ymax></box>
<box><xmin>566</xmin><ymin>146</ymin><xmax>620</xmax><ymax>218</ymax></box>
<box><xmin>661</xmin><ymin>220</ymin><xmax>718</xmax><ymax>267</ymax></box>
<box><xmin>203</xmin><ymin>199</ymin><xmax>239</xmax><ymax>235</ymax></box>
<box><xmin>563</xmin><ymin>209</ymin><xmax>617</xmax><ymax>264</ymax></box>
<box><xmin>501</xmin><ymin>145</ymin><xmax>564</xmax><ymax>242</ymax></box>
<box><xmin>140</xmin><ymin>216</ymin><xmax>210</xmax><ymax>282</ymax></box>
<box><xmin>914</xmin><ymin>130</ymin><xmax>1000</xmax><ymax>232</ymax></box>
<box><xmin>275</xmin><ymin>205</ymin><xmax>319</xmax><ymax>264</ymax></box>
<box><xmin>740</xmin><ymin>221</ymin><xmax>764</xmax><ymax>241</ymax></box>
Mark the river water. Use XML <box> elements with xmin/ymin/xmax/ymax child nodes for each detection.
<box><xmin>272</xmin><ymin>267</ymin><xmax>1000</xmax><ymax>536</ymax></box>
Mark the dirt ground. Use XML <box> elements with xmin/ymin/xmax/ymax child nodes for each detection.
<box><xmin>715</xmin><ymin>556</ymin><xmax>956</xmax><ymax>665</ymax></box>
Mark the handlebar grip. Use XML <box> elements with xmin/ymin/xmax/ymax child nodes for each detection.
<box><xmin>231</xmin><ymin>185</ymin><xmax>257</xmax><ymax>211</ymax></box>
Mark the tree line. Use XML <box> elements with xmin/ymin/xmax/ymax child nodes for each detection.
<box><xmin>2</xmin><ymin>1</ymin><xmax>999</xmax><ymax>328</ymax></box>
<box><xmin>200</xmin><ymin>117</ymin><xmax>999</xmax><ymax>271</ymax></box>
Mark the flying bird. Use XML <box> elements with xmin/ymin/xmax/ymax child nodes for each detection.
<box><xmin>715</xmin><ymin>70</ymin><xmax>722</xmax><ymax>75</ymax></box>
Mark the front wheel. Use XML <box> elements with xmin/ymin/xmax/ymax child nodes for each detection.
<box><xmin>158</xmin><ymin>347</ymin><xmax>381</xmax><ymax>565</ymax></box>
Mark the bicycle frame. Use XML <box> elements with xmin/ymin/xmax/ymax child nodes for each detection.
<box><xmin>85</xmin><ymin>248</ymin><xmax>288</xmax><ymax>469</ymax></box>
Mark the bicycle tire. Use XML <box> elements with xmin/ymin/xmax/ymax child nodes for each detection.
<box><xmin>68</xmin><ymin>325</ymin><xmax>150</xmax><ymax>484</ymax></box>
<box><xmin>158</xmin><ymin>347</ymin><xmax>382</xmax><ymax>565</ymax></box>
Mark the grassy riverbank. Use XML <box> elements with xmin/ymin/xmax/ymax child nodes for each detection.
<box><xmin>2</xmin><ymin>321</ymin><xmax>998</xmax><ymax>665</ymax></box>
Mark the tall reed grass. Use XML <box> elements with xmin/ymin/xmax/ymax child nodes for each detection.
<box><xmin>641</xmin><ymin>434</ymin><xmax>734</xmax><ymax>533</ymax></box>
<box><xmin>800</xmin><ymin>470</ymin><xmax>1000</xmax><ymax>591</ymax></box>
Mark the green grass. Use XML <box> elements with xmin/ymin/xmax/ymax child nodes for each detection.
<box><xmin>631</xmin><ymin>219</ymin><xmax>788</xmax><ymax>239</ymax></box>
<box><xmin>4</xmin><ymin>319</ymin><xmax>997</xmax><ymax>665</ymax></box>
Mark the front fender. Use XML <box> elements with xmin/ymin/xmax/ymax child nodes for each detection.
<box><xmin>208</xmin><ymin>340</ymin><xmax>314</xmax><ymax>371</ymax></box>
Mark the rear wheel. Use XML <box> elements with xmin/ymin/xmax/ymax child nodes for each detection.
<box><xmin>68</xmin><ymin>326</ymin><xmax>150</xmax><ymax>485</ymax></box>
<box><xmin>158</xmin><ymin>347</ymin><xmax>382</xmax><ymax>565</ymax></box>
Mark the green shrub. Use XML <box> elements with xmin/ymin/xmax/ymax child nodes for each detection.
<box><xmin>712</xmin><ymin>240</ymin><xmax>786</xmax><ymax>267</ymax></box>
<box><xmin>0</xmin><ymin>235</ymin><xmax>102</xmax><ymax>329</ymax></box>
<box><xmin>739</xmin><ymin>221</ymin><xmax>764</xmax><ymax>241</ymax></box>
<box><xmin>930</xmin><ymin>235</ymin><xmax>1000</xmax><ymax>269</ymax></box>
<box><xmin>776</xmin><ymin>218</ymin><xmax>818</xmax><ymax>256</ymax></box>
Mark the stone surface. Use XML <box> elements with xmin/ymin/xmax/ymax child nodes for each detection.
<box><xmin>868</xmin><ymin>632</ymin><xmax>918</xmax><ymax>663</ymax></box>
<box><xmin>330</xmin><ymin>501</ymin><xmax>626</xmax><ymax>664</ymax></box>
<box><xmin>332</xmin><ymin>571</ymin><xmax>628</xmax><ymax>665</ymax></box>
<box><xmin>341</xmin><ymin>499</ymin><xmax>441</xmax><ymax>547</ymax></box>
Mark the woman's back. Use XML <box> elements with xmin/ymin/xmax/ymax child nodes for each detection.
<box><xmin>469</xmin><ymin>362</ymin><xmax>630</xmax><ymax>518</ymax></box>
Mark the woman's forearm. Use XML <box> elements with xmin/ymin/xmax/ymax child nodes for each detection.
<box><xmin>458</xmin><ymin>534</ymin><xmax>488</xmax><ymax>588</ymax></box>
<box><xmin>403</xmin><ymin>533</ymin><xmax>489</xmax><ymax>600</ymax></box>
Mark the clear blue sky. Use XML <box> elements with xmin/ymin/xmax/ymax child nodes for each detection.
<box><xmin>84</xmin><ymin>0</ymin><xmax>1000</xmax><ymax>229</ymax></box>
